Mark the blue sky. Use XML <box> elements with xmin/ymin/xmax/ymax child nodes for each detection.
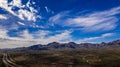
<box><xmin>0</xmin><ymin>0</ymin><xmax>120</xmax><ymax>48</ymax></box>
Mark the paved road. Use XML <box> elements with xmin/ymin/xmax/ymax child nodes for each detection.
<box><xmin>2</xmin><ymin>53</ymin><xmax>22</xmax><ymax>67</ymax></box>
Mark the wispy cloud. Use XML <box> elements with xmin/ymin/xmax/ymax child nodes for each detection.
<box><xmin>45</xmin><ymin>6</ymin><xmax>49</xmax><ymax>13</ymax></box>
<box><xmin>76</xmin><ymin>33</ymin><xmax>115</xmax><ymax>43</ymax></box>
<box><xmin>49</xmin><ymin>6</ymin><xmax>120</xmax><ymax>32</ymax></box>
<box><xmin>18</xmin><ymin>22</ymin><xmax>25</xmax><ymax>26</ymax></box>
<box><xmin>45</xmin><ymin>6</ymin><xmax>54</xmax><ymax>14</ymax></box>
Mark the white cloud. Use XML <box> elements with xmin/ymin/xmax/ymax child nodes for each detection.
<box><xmin>0</xmin><ymin>29</ymin><xmax>72</xmax><ymax>48</ymax></box>
<box><xmin>0</xmin><ymin>0</ymin><xmax>17</xmax><ymax>17</ymax></box>
<box><xmin>0</xmin><ymin>0</ymin><xmax>7</xmax><ymax>9</ymax></box>
<box><xmin>32</xmin><ymin>30</ymin><xmax>51</xmax><ymax>39</ymax></box>
<box><xmin>0</xmin><ymin>39</ymin><xmax>37</xmax><ymax>48</ymax></box>
<box><xmin>0</xmin><ymin>29</ymin><xmax>33</xmax><ymax>41</ymax></box>
<box><xmin>45</xmin><ymin>6</ymin><xmax>55</xmax><ymax>14</ymax></box>
<box><xmin>18</xmin><ymin>9</ymin><xmax>36</xmax><ymax>21</ymax></box>
<box><xmin>76</xmin><ymin>33</ymin><xmax>115</xmax><ymax>43</ymax></box>
<box><xmin>82</xmin><ymin>19</ymin><xmax>117</xmax><ymax>32</ymax></box>
<box><xmin>9</xmin><ymin>0</ymin><xmax>22</xmax><ymax>8</ymax></box>
<box><xmin>21</xmin><ymin>30</ymin><xmax>34</xmax><ymax>39</ymax></box>
<box><xmin>0</xmin><ymin>0</ymin><xmax>42</xmax><ymax>33</ymax></box>
<box><xmin>49</xmin><ymin>7</ymin><xmax>120</xmax><ymax>32</ymax></box>
<box><xmin>0</xmin><ymin>29</ymin><xmax>8</xmax><ymax>39</ymax></box>
<box><xmin>18</xmin><ymin>22</ymin><xmax>25</xmax><ymax>25</ymax></box>
<box><xmin>0</xmin><ymin>29</ymin><xmax>37</xmax><ymax>48</ymax></box>
<box><xmin>101</xmin><ymin>33</ymin><xmax>114</xmax><ymax>37</ymax></box>
<box><xmin>26</xmin><ymin>0</ymin><xmax>30</xmax><ymax>7</ymax></box>
<box><xmin>45</xmin><ymin>6</ymin><xmax>49</xmax><ymax>12</ymax></box>
<box><xmin>49</xmin><ymin>14</ymin><xmax>62</xmax><ymax>23</ymax></box>
<box><xmin>0</xmin><ymin>15</ymin><xmax>7</xmax><ymax>19</ymax></box>
<box><xmin>42</xmin><ymin>30</ymin><xmax>72</xmax><ymax>43</ymax></box>
<box><xmin>0</xmin><ymin>0</ymin><xmax>38</xmax><ymax>22</ymax></box>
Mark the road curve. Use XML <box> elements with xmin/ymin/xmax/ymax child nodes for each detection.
<box><xmin>2</xmin><ymin>53</ymin><xmax>23</xmax><ymax>67</ymax></box>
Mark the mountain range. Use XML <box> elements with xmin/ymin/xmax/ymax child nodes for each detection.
<box><xmin>19</xmin><ymin>40</ymin><xmax>120</xmax><ymax>50</ymax></box>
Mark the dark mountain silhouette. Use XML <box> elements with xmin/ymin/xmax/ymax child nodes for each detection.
<box><xmin>25</xmin><ymin>40</ymin><xmax>120</xmax><ymax>50</ymax></box>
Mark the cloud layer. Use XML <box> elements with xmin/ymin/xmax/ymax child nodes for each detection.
<box><xmin>49</xmin><ymin>7</ymin><xmax>120</xmax><ymax>32</ymax></box>
<box><xmin>0</xmin><ymin>29</ymin><xmax>72</xmax><ymax>48</ymax></box>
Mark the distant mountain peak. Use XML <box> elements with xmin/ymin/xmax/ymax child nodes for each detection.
<box><xmin>47</xmin><ymin>42</ymin><xmax>60</xmax><ymax>46</ymax></box>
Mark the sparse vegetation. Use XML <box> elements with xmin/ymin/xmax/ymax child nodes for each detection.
<box><xmin>1</xmin><ymin>48</ymin><xmax>120</xmax><ymax>67</ymax></box>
